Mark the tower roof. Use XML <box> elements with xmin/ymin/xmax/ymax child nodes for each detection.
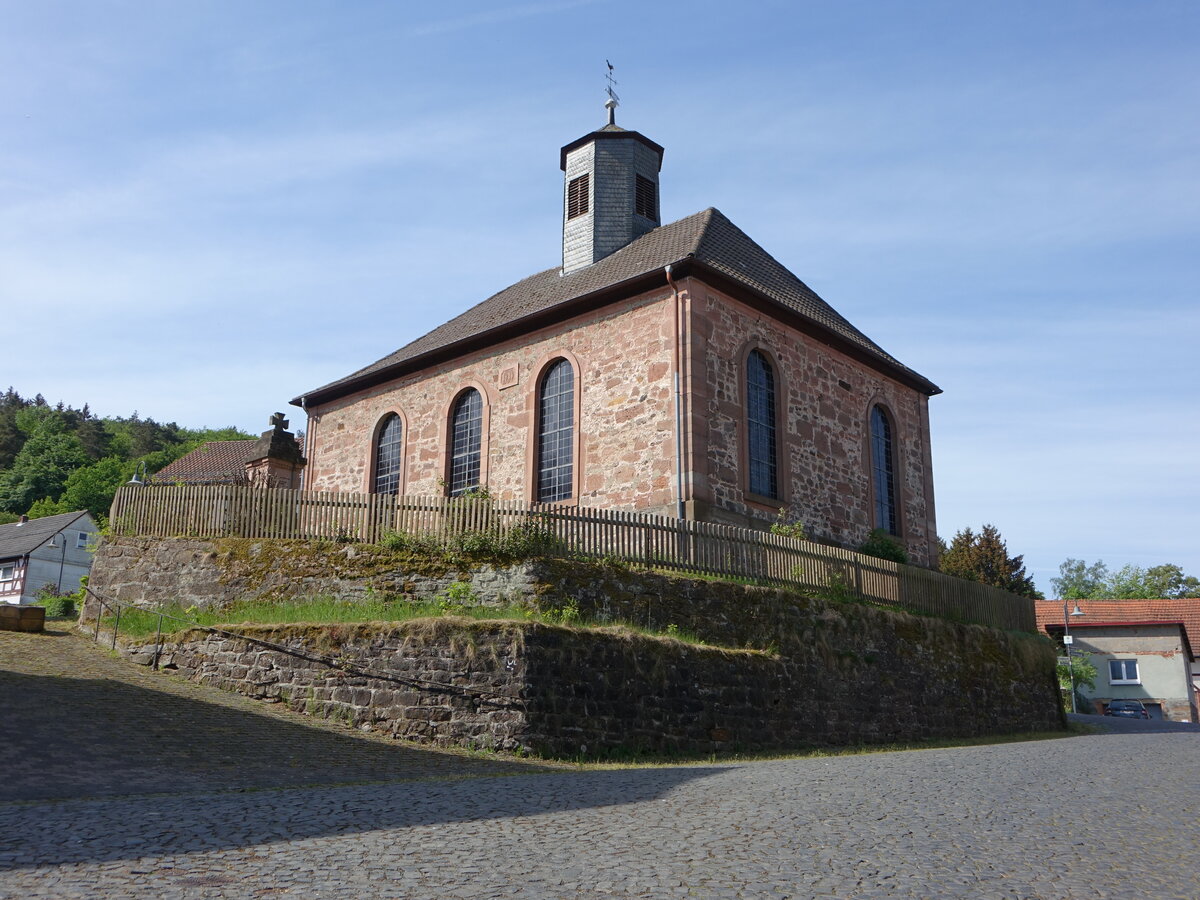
<box><xmin>294</xmin><ymin>207</ymin><xmax>939</xmax><ymax>408</ymax></box>
<box><xmin>559</xmin><ymin>127</ymin><xmax>664</xmax><ymax>171</ymax></box>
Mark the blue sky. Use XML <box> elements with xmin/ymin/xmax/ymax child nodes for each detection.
<box><xmin>3</xmin><ymin>1</ymin><xmax>1197</xmax><ymax>593</ymax></box>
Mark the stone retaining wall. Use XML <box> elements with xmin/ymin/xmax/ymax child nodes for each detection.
<box><xmin>88</xmin><ymin>536</ymin><xmax>538</xmax><ymax>610</ymax></box>
<box><xmin>92</xmin><ymin>535</ymin><xmax>1064</xmax><ymax>754</ymax></box>
<box><xmin>111</xmin><ymin>595</ymin><xmax>1063</xmax><ymax>756</ymax></box>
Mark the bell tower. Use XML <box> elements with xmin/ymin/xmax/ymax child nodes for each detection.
<box><xmin>560</xmin><ymin>97</ymin><xmax>664</xmax><ymax>275</ymax></box>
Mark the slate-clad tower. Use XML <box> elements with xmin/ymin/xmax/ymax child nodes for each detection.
<box><xmin>560</xmin><ymin>105</ymin><xmax>664</xmax><ymax>274</ymax></box>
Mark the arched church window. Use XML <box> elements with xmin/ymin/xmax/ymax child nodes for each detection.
<box><xmin>448</xmin><ymin>389</ymin><xmax>483</xmax><ymax>496</ymax></box>
<box><xmin>537</xmin><ymin>359</ymin><xmax>575</xmax><ymax>502</ymax></box>
<box><xmin>373</xmin><ymin>414</ymin><xmax>403</xmax><ymax>495</ymax></box>
<box><xmin>747</xmin><ymin>350</ymin><xmax>778</xmax><ymax>499</ymax></box>
<box><xmin>870</xmin><ymin>405</ymin><xmax>898</xmax><ymax>534</ymax></box>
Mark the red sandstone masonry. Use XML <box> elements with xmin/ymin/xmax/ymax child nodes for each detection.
<box><xmin>305</xmin><ymin>288</ymin><xmax>680</xmax><ymax>515</ymax></box>
<box><xmin>684</xmin><ymin>279</ymin><xmax>937</xmax><ymax>565</ymax></box>
<box><xmin>305</xmin><ymin>275</ymin><xmax>938</xmax><ymax>564</ymax></box>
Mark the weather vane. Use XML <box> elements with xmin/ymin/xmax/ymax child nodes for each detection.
<box><xmin>605</xmin><ymin>59</ymin><xmax>620</xmax><ymax>125</ymax></box>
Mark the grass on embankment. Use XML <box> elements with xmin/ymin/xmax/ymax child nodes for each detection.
<box><xmin>101</xmin><ymin>595</ymin><xmax>715</xmax><ymax>647</ymax></box>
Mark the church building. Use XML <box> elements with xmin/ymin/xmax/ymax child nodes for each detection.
<box><xmin>292</xmin><ymin>105</ymin><xmax>942</xmax><ymax>566</ymax></box>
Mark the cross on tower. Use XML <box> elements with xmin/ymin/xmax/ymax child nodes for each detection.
<box><xmin>269</xmin><ymin>412</ymin><xmax>289</xmax><ymax>431</ymax></box>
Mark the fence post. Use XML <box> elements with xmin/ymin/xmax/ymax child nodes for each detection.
<box><xmin>111</xmin><ymin>605</ymin><xmax>121</xmax><ymax>651</ymax></box>
<box><xmin>152</xmin><ymin>604</ymin><xmax>164</xmax><ymax>671</ymax></box>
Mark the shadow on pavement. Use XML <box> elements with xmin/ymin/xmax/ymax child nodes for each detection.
<box><xmin>0</xmin><ymin>669</ymin><xmax>556</xmax><ymax>803</ymax></box>
<box><xmin>0</xmin><ymin>629</ymin><xmax>727</xmax><ymax>870</ymax></box>
<box><xmin>1</xmin><ymin>765</ymin><xmax>724</xmax><ymax>869</ymax></box>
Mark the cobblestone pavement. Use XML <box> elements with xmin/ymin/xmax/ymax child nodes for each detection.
<box><xmin>3</xmin><ymin>628</ymin><xmax>1199</xmax><ymax>899</ymax></box>
<box><xmin>0</xmin><ymin>625</ymin><xmax>557</xmax><ymax>802</ymax></box>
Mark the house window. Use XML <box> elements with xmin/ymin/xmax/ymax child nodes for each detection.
<box><xmin>373</xmin><ymin>414</ymin><xmax>403</xmax><ymax>495</ymax></box>
<box><xmin>448</xmin><ymin>389</ymin><xmax>483</xmax><ymax>496</ymax></box>
<box><xmin>567</xmin><ymin>174</ymin><xmax>590</xmax><ymax>219</ymax></box>
<box><xmin>537</xmin><ymin>359</ymin><xmax>575</xmax><ymax>502</ymax></box>
<box><xmin>870</xmin><ymin>405</ymin><xmax>897</xmax><ymax>534</ymax></box>
<box><xmin>635</xmin><ymin>174</ymin><xmax>657</xmax><ymax>220</ymax></box>
<box><xmin>0</xmin><ymin>564</ymin><xmax>15</xmax><ymax>585</ymax></box>
<box><xmin>76</xmin><ymin>532</ymin><xmax>90</xmax><ymax>549</ymax></box>
<box><xmin>1109</xmin><ymin>659</ymin><xmax>1140</xmax><ymax>685</ymax></box>
<box><xmin>746</xmin><ymin>349</ymin><xmax>778</xmax><ymax>499</ymax></box>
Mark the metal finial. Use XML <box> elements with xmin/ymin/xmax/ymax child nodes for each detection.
<box><xmin>604</xmin><ymin>59</ymin><xmax>620</xmax><ymax>124</ymax></box>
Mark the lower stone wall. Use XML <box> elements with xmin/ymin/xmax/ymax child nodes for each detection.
<box><xmin>113</xmin><ymin>592</ymin><xmax>1063</xmax><ymax>756</ymax></box>
<box><xmin>92</xmin><ymin>535</ymin><xmax>1064</xmax><ymax>754</ymax></box>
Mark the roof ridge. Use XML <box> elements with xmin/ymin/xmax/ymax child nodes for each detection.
<box><xmin>295</xmin><ymin>207</ymin><xmax>936</xmax><ymax>406</ymax></box>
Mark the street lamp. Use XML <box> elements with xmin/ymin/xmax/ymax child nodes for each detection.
<box><xmin>1063</xmin><ymin>600</ymin><xmax>1085</xmax><ymax>713</ymax></box>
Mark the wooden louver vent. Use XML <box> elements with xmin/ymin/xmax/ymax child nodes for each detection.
<box><xmin>635</xmin><ymin>174</ymin><xmax>657</xmax><ymax>220</ymax></box>
<box><xmin>567</xmin><ymin>174</ymin><xmax>590</xmax><ymax>219</ymax></box>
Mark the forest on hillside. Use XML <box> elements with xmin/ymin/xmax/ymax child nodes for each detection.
<box><xmin>0</xmin><ymin>389</ymin><xmax>252</xmax><ymax>525</ymax></box>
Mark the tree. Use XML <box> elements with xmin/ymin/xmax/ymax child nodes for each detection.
<box><xmin>0</xmin><ymin>422</ymin><xmax>88</xmax><ymax>513</ymax></box>
<box><xmin>55</xmin><ymin>456</ymin><xmax>131</xmax><ymax>522</ymax></box>
<box><xmin>1055</xmin><ymin>650</ymin><xmax>1097</xmax><ymax>713</ymax></box>
<box><xmin>939</xmin><ymin>524</ymin><xmax>1042</xmax><ymax>598</ymax></box>
<box><xmin>1050</xmin><ymin>558</ymin><xmax>1200</xmax><ymax>599</ymax></box>
<box><xmin>1145</xmin><ymin>564</ymin><xmax>1200</xmax><ymax>599</ymax></box>
<box><xmin>1051</xmin><ymin>558</ymin><xmax>1110</xmax><ymax>600</ymax></box>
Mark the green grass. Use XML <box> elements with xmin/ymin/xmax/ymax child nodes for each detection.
<box><xmin>104</xmin><ymin>597</ymin><xmax>529</xmax><ymax>640</ymax></box>
<box><xmin>101</xmin><ymin>595</ymin><xmax>733</xmax><ymax>651</ymax></box>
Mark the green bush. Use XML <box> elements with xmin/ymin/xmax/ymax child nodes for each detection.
<box><xmin>35</xmin><ymin>583</ymin><xmax>76</xmax><ymax>618</ymax></box>
<box><xmin>381</xmin><ymin>522</ymin><xmax>563</xmax><ymax>562</ymax></box>
<box><xmin>379</xmin><ymin>530</ymin><xmax>441</xmax><ymax>554</ymax></box>
<box><xmin>858</xmin><ymin>529</ymin><xmax>909</xmax><ymax>564</ymax></box>
<box><xmin>770</xmin><ymin>506</ymin><xmax>807</xmax><ymax>541</ymax></box>
<box><xmin>497</xmin><ymin>522</ymin><xmax>562</xmax><ymax>558</ymax></box>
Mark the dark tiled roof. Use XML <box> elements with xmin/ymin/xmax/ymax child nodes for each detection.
<box><xmin>0</xmin><ymin>511</ymin><xmax>91</xmax><ymax>559</ymax></box>
<box><xmin>1035</xmin><ymin>598</ymin><xmax>1200</xmax><ymax>660</ymax></box>
<box><xmin>296</xmin><ymin>208</ymin><xmax>938</xmax><ymax>406</ymax></box>
<box><xmin>151</xmin><ymin>440</ymin><xmax>259</xmax><ymax>484</ymax></box>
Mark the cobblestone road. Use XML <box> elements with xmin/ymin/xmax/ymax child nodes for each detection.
<box><xmin>2</xmin><ymin>627</ymin><xmax>1198</xmax><ymax>899</ymax></box>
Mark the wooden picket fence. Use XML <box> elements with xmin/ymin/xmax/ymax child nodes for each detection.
<box><xmin>108</xmin><ymin>484</ymin><xmax>1036</xmax><ymax>633</ymax></box>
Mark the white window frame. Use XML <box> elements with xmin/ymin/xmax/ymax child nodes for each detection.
<box><xmin>0</xmin><ymin>564</ymin><xmax>15</xmax><ymax>584</ymax></box>
<box><xmin>1109</xmin><ymin>659</ymin><xmax>1141</xmax><ymax>685</ymax></box>
<box><xmin>76</xmin><ymin>531</ymin><xmax>90</xmax><ymax>549</ymax></box>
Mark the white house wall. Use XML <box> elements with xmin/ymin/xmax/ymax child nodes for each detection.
<box><xmin>1075</xmin><ymin>625</ymin><xmax>1196</xmax><ymax>722</ymax></box>
<box><xmin>14</xmin><ymin>522</ymin><xmax>98</xmax><ymax>604</ymax></box>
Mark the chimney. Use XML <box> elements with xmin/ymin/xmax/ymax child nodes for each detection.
<box><xmin>17</xmin><ymin>514</ymin><xmax>28</xmax><ymax>525</ymax></box>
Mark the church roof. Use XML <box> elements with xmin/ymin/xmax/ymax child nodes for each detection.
<box><xmin>295</xmin><ymin>208</ymin><xmax>939</xmax><ymax>408</ymax></box>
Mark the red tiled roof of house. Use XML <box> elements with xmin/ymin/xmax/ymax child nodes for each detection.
<box><xmin>1035</xmin><ymin>598</ymin><xmax>1200</xmax><ymax>659</ymax></box>
<box><xmin>151</xmin><ymin>440</ymin><xmax>259</xmax><ymax>484</ymax></box>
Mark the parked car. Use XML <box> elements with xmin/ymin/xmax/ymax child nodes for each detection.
<box><xmin>1105</xmin><ymin>700</ymin><xmax>1151</xmax><ymax>719</ymax></box>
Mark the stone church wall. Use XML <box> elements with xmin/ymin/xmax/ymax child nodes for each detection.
<box><xmin>303</xmin><ymin>274</ymin><xmax>937</xmax><ymax>564</ymax></box>
<box><xmin>304</xmin><ymin>285</ymin><xmax>681</xmax><ymax>516</ymax></box>
<box><xmin>685</xmin><ymin>280</ymin><xmax>938</xmax><ymax>566</ymax></box>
